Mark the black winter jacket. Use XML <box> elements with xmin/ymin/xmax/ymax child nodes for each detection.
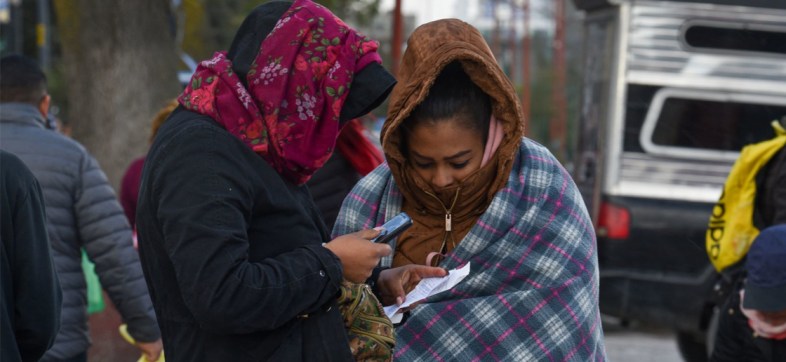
<box><xmin>1</xmin><ymin>150</ymin><xmax>62</xmax><ymax>362</ymax></box>
<box><xmin>307</xmin><ymin>151</ymin><xmax>362</xmax><ymax>229</ymax></box>
<box><xmin>755</xmin><ymin>145</ymin><xmax>786</xmax><ymax>229</ymax></box>
<box><xmin>710</xmin><ymin>280</ymin><xmax>786</xmax><ymax>362</ymax></box>
<box><xmin>136</xmin><ymin>108</ymin><xmax>352</xmax><ymax>361</ymax></box>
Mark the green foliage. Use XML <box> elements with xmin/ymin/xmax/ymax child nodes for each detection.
<box><xmin>320</xmin><ymin>0</ymin><xmax>380</xmax><ymax>26</ymax></box>
<box><xmin>46</xmin><ymin>62</ymin><xmax>69</xmax><ymax>121</ymax></box>
<box><xmin>179</xmin><ymin>0</ymin><xmax>380</xmax><ymax>61</ymax></box>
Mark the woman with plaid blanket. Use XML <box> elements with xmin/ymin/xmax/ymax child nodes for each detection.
<box><xmin>333</xmin><ymin>19</ymin><xmax>606</xmax><ymax>361</ymax></box>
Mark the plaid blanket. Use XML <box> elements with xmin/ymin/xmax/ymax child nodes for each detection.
<box><xmin>334</xmin><ymin>139</ymin><xmax>606</xmax><ymax>361</ymax></box>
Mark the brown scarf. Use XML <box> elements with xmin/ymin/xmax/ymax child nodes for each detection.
<box><xmin>393</xmin><ymin>156</ymin><xmax>500</xmax><ymax>267</ymax></box>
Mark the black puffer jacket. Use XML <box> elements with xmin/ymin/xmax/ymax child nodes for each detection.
<box><xmin>0</xmin><ymin>103</ymin><xmax>160</xmax><ymax>360</ymax></box>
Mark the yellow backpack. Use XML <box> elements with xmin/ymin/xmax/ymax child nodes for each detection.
<box><xmin>706</xmin><ymin>121</ymin><xmax>786</xmax><ymax>272</ymax></box>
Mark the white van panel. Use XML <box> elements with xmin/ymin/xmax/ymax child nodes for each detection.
<box><xmin>626</xmin><ymin>2</ymin><xmax>786</xmax><ymax>91</ymax></box>
<box><xmin>601</xmin><ymin>1</ymin><xmax>786</xmax><ymax>201</ymax></box>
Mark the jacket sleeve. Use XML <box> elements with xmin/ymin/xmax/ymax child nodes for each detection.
<box><xmin>74</xmin><ymin>153</ymin><xmax>160</xmax><ymax>342</ymax></box>
<box><xmin>709</xmin><ymin>290</ymin><xmax>751</xmax><ymax>362</ymax></box>
<box><xmin>150</xmin><ymin>124</ymin><xmax>343</xmax><ymax>334</ymax></box>
<box><xmin>12</xmin><ymin>175</ymin><xmax>62</xmax><ymax>361</ymax></box>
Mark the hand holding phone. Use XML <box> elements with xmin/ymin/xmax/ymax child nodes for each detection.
<box><xmin>324</xmin><ymin>213</ymin><xmax>410</xmax><ymax>282</ymax></box>
<box><xmin>371</xmin><ymin>212</ymin><xmax>413</xmax><ymax>244</ymax></box>
<box><xmin>325</xmin><ymin>229</ymin><xmax>392</xmax><ymax>283</ymax></box>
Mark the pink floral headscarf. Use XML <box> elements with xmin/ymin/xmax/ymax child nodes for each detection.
<box><xmin>179</xmin><ymin>0</ymin><xmax>381</xmax><ymax>185</ymax></box>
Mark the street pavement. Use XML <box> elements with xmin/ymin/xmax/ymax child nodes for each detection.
<box><xmin>603</xmin><ymin>321</ymin><xmax>683</xmax><ymax>362</ymax></box>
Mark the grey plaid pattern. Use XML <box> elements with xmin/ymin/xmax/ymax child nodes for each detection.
<box><xmin>334</xmin><ymin>139</ymin><xmax>607</xmax><ymax>361</ymax></box>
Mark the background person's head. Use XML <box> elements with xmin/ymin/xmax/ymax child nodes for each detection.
<box><xmin>0</xmin><ymin>55</ymin><xmax>51</xmax><ymax>118</ymax></box>
<box><xmin>743</xmin><ymin>224</ymin><xmax>786</xmax><ymax>325</ymax></box>
<box><xmin>400</xmin><ymin>61</ymin><xmax>492</xmax><ymax>188</ymax></box>
<box><xmin>149</xmin><ymin>99</ymin><xmax>179</xmax><ymax>144</ymax></box>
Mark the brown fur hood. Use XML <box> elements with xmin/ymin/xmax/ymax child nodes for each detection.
<box><xmin>381</xmin><ymin>18</ymin><xmax>525</xmax><ymax>200</ymax></box>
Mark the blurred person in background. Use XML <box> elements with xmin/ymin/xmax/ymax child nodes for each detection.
<box><xmin>307</xmin><ymin>116</ymin><xmax>384</xmax><ymax>228</ymax></box>
<box><xmin>333</xmin><ymin>19</ymin><xmax>606</xmax><ymax>360</ymax></box>
<box><xmin>135</xmin><ymin>0</ymin><xmax>396</xmax><ymax>360</ymax></box>
<box><xmin>710</xmin><ymin>225</ymin><xmax>786</xmax><ymax>362</ymax></box>
<box><xmin>709</xmin><ymin>116</ymin><xmax>786</xmax><ymax>361</ymax></box>
<box><xmin>1</xmin><ymin>150</ymin><xmax>62</xmax><ymax>362</ymax></box>
<box><xmin>0</xmin><ymin>54</ymin><xmax>162</xmax><ymax>362</ymax></box>
<box><xmin>120</xmin><ymin>99</ymin><xmax>179</xmax><ymax>231</ymax></box>
<box><xmin>756</xmin><ymin>117</ymin><xmax>786</xmax><ymax>229</ymax></box>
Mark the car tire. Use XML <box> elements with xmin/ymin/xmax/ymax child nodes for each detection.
<box><xmin>676</xmin><ymin>330</ymin><xmax>708</xmax><ymax>362</ymax></box>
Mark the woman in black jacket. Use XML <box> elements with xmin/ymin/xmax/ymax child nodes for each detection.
<box><xmin>135</xmin><ymin>1</ymin><xmax>396</xmax><ymax>360</ymax></box>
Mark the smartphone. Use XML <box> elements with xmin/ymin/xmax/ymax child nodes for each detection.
<box><xmin>371</xmin><ymin>212</ymin><xmax>413</xmax><ymax>244</ymax></box>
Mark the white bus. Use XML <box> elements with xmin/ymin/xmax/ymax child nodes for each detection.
<box><xmin>571</xmin><ymin>0</ymin><xmax>786</xmax><ymax>360</ymax></box>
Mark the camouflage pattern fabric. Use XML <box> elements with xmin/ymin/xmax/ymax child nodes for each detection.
<box><xmin>338</xmin><ymin>281</ymin><xmax>395</xmax><ymax>361</ymax></box>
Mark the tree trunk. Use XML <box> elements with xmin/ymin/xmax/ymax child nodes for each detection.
<box><xmin>53</xmin><ymin>0</ymin><xmax>181</xmax><ymax>189</ymax></box>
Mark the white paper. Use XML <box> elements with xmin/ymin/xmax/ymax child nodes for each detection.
<box><xmin>384</xmin><ymin>262</ymin><xmax>471</xmax><ymax>323</ymax></box>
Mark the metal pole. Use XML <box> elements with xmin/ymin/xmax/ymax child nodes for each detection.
<box><xmin>507</xmin><ymin>3</ymin><xmax>516</xmax><ymax>82</ymax></box>
<box><xmin>521</xmin><ymin>0</ymin><xmax>531</xmax><ymax>133</ymax></box>
<box><xmin>11</xmin><ymin>0</ymin><xmax>23</xmax><ymax>54</ymax></box>
<box><xmin>36</xmin><ymin>0</ymin><xmax>50</xmax><ymax>69</ymax></box>
<box><xmin>392</xmin><ymin>0</ymin><xmax>403</xmax><ymax>77</ymax></box>
<box><xmin>491</xmin><ymin>0</ymin><xmax>501</xmax><ymax>59</ymax></box>
<box><xmin>551</xmin><ymin>0</ymin><xmax>568</xmax><ymax>160</ymax></box>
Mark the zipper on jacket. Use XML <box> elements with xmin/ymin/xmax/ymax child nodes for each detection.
<box><xmin>423</xmin><ymin>188</ymin><xmax>461</xmax><ymax>265</ymax></box>
<box><xmin>424</xmin><ymin>187</ymin><xmax>461</xmax><ymax>232</ymax></box>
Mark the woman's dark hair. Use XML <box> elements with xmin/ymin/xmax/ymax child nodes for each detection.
<box><xmin>403</xmin><ymin>61</ymin><xmax>492</xmax><ymax>144</ymax></box>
